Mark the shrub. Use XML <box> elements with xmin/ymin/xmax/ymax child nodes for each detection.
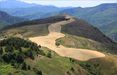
<box><xmin>55</xmin><ymin>42</ymin><xmax>60</xmax><ymax>47</ymax></box>
<box><xmin>46</xmin><ymin>51</ymin><xmax>52</xmax><ymax>58</ymax></box>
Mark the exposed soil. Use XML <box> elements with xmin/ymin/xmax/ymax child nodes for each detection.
<box><xmin>29</xmin><ymin>16</ymin><xmax>105</xmax><ymax>61</ymax></box>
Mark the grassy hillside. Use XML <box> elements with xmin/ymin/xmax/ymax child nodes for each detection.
<box><xmin>0</xmin><ymin>15</ymin><xmax>69</xmax><ymax>37</ymax></box>
<box><xmin>0</xmin><ymin>24</ymin><xmax>49</xmax><ymax>37</ymax></box>
<box><xmin>26</xmin><ymin>47</ymin><xmax>90</xmax><ymax>75</ymax></box>
<box><xmin>1</xmin><ymin>37</ymin><xmax>117</xmax><ymax>75</ymax></box>
<box><xmin>60</xmin><ymin>19</ymin><xmax>117</xmax><ymax>54</ymax></box>
<box><xmin>56</xmin><ymin>34</ymin><xmax>110</xmax><ymax>53</ymax></box>
<box><xmin>0</xmin><ymin>37</ymin><xmax>44</xmax><ymax>75</ymax></box>
<box><xmin>78</xmin><ymin>54</ymin><xmax>117</xmax><ymax>75</ymax></box>
<box><xmin>0</xmin><ymin>37</ymin><xmax>89</xmax><ymax>75</ymax></box>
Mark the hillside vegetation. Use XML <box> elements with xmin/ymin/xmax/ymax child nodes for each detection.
<box><xmin>60</xmin><ymin>19</ymin><xmax>117</xmax><ymax>54</ymax></box>
<box><xmin>0</xmin><ymin>37</ymin><xmax>89</xmax><ymax>75</ymax></box>
<box><xmin>56</xmin><ymin>34</ymin><xmax>110</xmax><ymax>52</ymax></box>
<box><xmin>0</xmin><ymin>37</ymin><xmax>44</xmax><ymax>75</ymax></box>
<box><xmin>1</xmin><ymin>37</ymin><xmax>117</xmax><ymax>75</ymax></box>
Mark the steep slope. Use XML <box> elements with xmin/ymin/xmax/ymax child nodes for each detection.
<box><xmin>60</xmin><ymin>3</ymin><xmax>117</xmax><ymax>42</ymax></box>
<box><xmin>0</xmin><ymin>11</ymin><xmax>27</xmax><ymax>29</ymax></box>
<box><xmin>60</xmin><ymin>18</ymin><xmax>117</xmax><ymax>53</ymax></box>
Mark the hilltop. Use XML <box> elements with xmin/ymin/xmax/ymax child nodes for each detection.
<box><xmin>1</xmin><ymin>15</ymin><xmax>117</xmax><ymax>53</ymax></box>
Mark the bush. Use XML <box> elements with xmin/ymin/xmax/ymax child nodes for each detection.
<box><xmin>33</xmin><ymin>68</ymin><xmax>43</xmax><ymax>75</ymax></box>
<box><xmin>36</xmin><ymin>70</ymin><xmax>43</xmax><ymax>75</ymax></box>
<box><xmin>46</xmin><ymin>51</ymin><xmax>52</xmax><ymax>58</ymax></box>
<box><xmin>55</xmin><ymin>42</ymin><xmax>60</xmax><ymax>47</ymax></box>
<box><xmin>78</xmin><ymin>62</ymin><xmax>100</xmax><ymax>75</ymax></box>
<box><xmin>0</xmin><ymin>37</ymin><xmax>45</xmax><ymax>72</ymax></box>
<box><xmin>22</xmin><ymin>62</ymin><xmax>27</xmax><ymax>70</ymax></box>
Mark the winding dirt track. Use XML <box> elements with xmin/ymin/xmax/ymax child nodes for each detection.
<box><xmin>29</xmin><ymin>16</ymin><xmax>105</xmax><ymax>61</ymax></box>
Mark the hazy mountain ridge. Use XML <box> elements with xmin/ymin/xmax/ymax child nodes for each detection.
<box><xmin>0</xmin><ymin>10</ymin><xmax>28</xmax><ymax>29</ymax></box>
<box><xmin>100</xmin><ymin>21</ymin><xmax>117</xmax><ymax>42</ymax></box>
<box><xmin>61</xmin><ymin>3</ymin><xmax>117</xmax><ymax>26</ymax></box>
<box><xmin>0</xmin><ymin>0</ymin><xmax>66</xmax><ymax>19</ymax></box>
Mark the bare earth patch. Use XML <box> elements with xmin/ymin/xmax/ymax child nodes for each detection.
<box><xmin>29</xmin><ymin>16</ymin><xmax>105</xmax><ymax>61</ymax></box>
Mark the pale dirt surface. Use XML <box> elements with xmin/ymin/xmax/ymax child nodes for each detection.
<box><xmin>29</xmin><ymin>16</ymin><xmax>105</xmax><ymax>61</ymax></box>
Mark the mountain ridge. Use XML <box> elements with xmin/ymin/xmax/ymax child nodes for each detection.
<box><xmin>1</xmin><ymin>15</ymin><xmax>117</xmax><ymax>54</ymax></box>
<box><xmin>0</xmin><ymin>10</ymin><xmax>27</xmax><ymax>29</ymax></box>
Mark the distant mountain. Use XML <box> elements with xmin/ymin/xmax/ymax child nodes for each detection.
<box><xmin>1</xmin><ymin>1</ymin><xmax>116</xmax><ymax>26</ymax></box>
<box><xmin>0</xmin><ymin>0</ymin><xmax>66</xmax><ymax>19</ymax></box>
<box><xmin>0</xmin><ymin>11</ymin><xmax>27</xmax><ymax>29</ymax></box>
<box><xmin>6</xmin><ymin>6</ymin><xmax>63</xmax><ymax>19</ymax></box>
<box><xmin>100</xmin><ymin>21</ymin><xmax>117</xmax><ymax>42</ymax></box>
<box><xmin>61</xmin><ymin>3</ymin><xmax>117</xmax><ymax>27</ymax></box>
